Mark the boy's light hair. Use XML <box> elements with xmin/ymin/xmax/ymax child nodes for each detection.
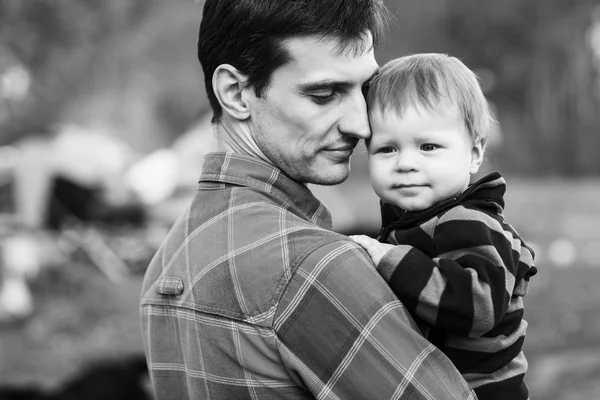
<box><xmin>367</xmin><ymin>53</ymin><xmax>494</xmax><ymax>146</ymax></box>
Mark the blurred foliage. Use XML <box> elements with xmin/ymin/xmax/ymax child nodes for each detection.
<box><xmin>443</xmin><ymin>0</ymin><xmax>600</xmax><ymax>176</ymax></box>
<box><xmin>0</xmin><ymin>0</ymin><xmax>156</xmax><ymax>143</ymax></box>
<box><xmin>380</xmin><ymin>0</ymin><xmax>600</xmax><ymax>176</ymax></box>
<box><xmin>1</xmin><ymin>0</ymin><xmax>599</xmax><ymax>174</ymax></box>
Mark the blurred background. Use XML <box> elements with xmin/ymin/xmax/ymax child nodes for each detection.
<box><xmin>0</xmin><ymin>0</ymin><xmax>599</xmax><ymax>399</ymax></box>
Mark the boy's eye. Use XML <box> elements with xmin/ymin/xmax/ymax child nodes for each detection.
<box><xmin>421</xmin><ymin>143</ymin><xmax>439</xmax><ymax>152</ymax></box>
<box><xmin>376</xmin><ymin>146</ymin><xmax>396</xmax><ymax>154</ymax></box>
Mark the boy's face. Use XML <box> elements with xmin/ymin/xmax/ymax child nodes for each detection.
<box><xmin>367</xmin><ymin>102</ymin><xmax>483</xmax><ymax>211</ymax></box>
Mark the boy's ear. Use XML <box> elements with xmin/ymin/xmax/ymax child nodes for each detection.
<box><xmin>212</xmin><ymin>64</ymin><xmax>251</xmax><ymax>121</ymax></box>
<box><xmin>470</xmin><ymin>139</ymin><xmax>485</xmax><ymax>174</ymax></box>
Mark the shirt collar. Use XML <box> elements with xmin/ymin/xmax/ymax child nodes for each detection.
<box><xmin>380</xmin><ymin>172</ymin><xmax>506</xmax><ymax>230</ymax></box>
<box><xmin>199</xmin><ymin>152</ymin><xmax>332</xmax><ymax>230</ymax></box>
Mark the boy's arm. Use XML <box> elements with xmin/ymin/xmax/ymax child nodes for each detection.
<box><xmin>378</xmin><ymin>206</ymin><xmax>534</xmax><ymax>338</ymax></box>
<box><xmin>275</xmin><ymin>239</ymin><xmax>477</xmax><ymax>400</ymax></box>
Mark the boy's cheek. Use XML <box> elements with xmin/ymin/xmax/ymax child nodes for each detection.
<box><xmin>369</xmin><ymin>158</ymin><xmax>388</xmax><ymax>176</ymax></box>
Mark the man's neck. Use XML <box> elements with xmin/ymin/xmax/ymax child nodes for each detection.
<box><xmin>214</xmin><ymin>120</ymin><xmax>273</xmax><ymax>165</ymax></box>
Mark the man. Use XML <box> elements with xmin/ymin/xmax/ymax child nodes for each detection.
<box><xmin>140</xmin><ymin>1</ymin><xmax>477</xmax><ymax>399</ymax></box>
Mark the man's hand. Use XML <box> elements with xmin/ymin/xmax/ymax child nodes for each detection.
<box><xmin>350</xmin><ymin>235</ymin><xmax>395</xmax><ymax>266</ymax></box>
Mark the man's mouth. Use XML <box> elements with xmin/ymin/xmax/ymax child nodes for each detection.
<box><xmin>325</xmin><ymin>140</ymin><xmax>357</xmax><ymax>151</ymax></box>
<box><xmin>323</xmin><ymin>141</ymin><xmax>357</xmax><ymax>155</ymax></box>
<box><xmin>325</xmin><ymin>146</ymin><xmax>353</xmax><ymax>152</ymax></box>
<box><xmin>321</xmin><ymin>146</ymin><xmax>354</xmax><ymax>163</ymax></box>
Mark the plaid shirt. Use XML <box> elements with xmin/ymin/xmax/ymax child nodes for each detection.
<box><xmin>140</xmin><ymin>152</ymin><xmax>477</xmax><ymax>400</ymax></box>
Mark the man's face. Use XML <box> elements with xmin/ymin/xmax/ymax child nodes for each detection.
<box><xmin>247</xmin><ymin>34</ymin><xmax>378</xmax><ymax>185</ymax></box>
<box><xmin>368</xmin><ymin>102</ymin><xmax>482</xmax><ymax>211</ymax></box>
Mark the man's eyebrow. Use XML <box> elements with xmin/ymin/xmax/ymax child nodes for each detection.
<box><xmin>298</xmin><ymin>80</ymin><xmax>353</xmax><ymax>92</ymax></box>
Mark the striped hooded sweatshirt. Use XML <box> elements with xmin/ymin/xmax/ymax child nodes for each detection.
<box><xmin>377</xmin><ymin>172</ymin><xmax>537</xmax><ymax>400</ymax></box>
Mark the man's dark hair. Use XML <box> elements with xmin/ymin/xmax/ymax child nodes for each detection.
<box><xmin>198</xmin><ymin>0</ymin><xmax>390</xmax><ymax>123</ymax></box>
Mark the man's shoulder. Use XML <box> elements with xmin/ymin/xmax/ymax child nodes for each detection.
<box><xmin>140</xmin><ymin>187</ymin><xmax>363</xmax><ymax>327</ymax></box>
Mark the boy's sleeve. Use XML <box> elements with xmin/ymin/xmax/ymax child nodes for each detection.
<box><xmin>377</xmin><ymin>205</ymin><xmax>535</xmax><ymax>338</ymax></box>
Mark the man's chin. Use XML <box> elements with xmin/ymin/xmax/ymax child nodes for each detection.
<box><xmin>305</xmin><ymin>164</ymin><xmax>350</xmax><ymax>186</ymax></box>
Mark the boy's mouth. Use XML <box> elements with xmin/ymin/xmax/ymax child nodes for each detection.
<box><xmin>394</xmin><ymin>183</ymin><xmax>427</xmax><ymax>188</ymax></box>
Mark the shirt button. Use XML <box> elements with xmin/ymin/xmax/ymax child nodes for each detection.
<box><xmin>156</xmin><ymin>276</ymin><xmax>184</xmax><ymax>296</ymax></box>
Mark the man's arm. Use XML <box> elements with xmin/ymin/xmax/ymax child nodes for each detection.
<box><xmin>274</xmin><ymin>239</ymin><xmax>477</xmax><ymax>400</ymax></box>
<box><xmin>377</xmin><ymin>206</ymin><xmax>534</xmax><ymax>338</ymax></box>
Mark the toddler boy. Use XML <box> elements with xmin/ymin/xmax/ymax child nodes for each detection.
<box><xmin>351</xmin><ymin>53</ymin><xmax>537</xmax><ymax>400</ymax></box>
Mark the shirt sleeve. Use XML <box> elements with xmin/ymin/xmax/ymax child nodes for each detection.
<box><xmin>378</xmin><ymin>206</ymin><xmax>534</xmax><ymax>338</ymax></box>
<box><xmin>274</xmin><ymin>238</ymin><xmax>477</xmax><ymax>400</ymax></box>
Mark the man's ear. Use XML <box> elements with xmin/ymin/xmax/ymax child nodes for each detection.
<box><xmin>470</xmin><ymin>139</ymin><xmax>485</xmax><ymax>175</ymax></box>
<box><xmin>212</xmin><ymin>64</ymin><xmax>251</xmax><ymax>121</ymax></box>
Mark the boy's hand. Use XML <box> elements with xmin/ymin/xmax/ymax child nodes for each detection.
<box><xmin>350</xmin><ymin>235</ymin><xmax>395</xmax><ymax>266</ymax></box>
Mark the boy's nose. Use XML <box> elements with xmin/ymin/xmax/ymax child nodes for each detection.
<box><xmin>394</xmin><ymin>151</ymin><xmax>419</xmax><ymax>172</ymax></box>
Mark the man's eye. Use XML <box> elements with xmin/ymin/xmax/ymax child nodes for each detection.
<box><xmin>421</xmin><ymin>143</ymin><xmax>439</xmax><ymax>151</ymax></box>
<box><xmin>310</xmin><ymin>93</ymin><xmax>336</xmax><ymax>104</ymax></box>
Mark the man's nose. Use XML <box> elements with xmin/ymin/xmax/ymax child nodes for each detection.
<box><xmin>338</xmin><ymin>92</ymin><xmax>370</xmax><ymax>140</ymax></box>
